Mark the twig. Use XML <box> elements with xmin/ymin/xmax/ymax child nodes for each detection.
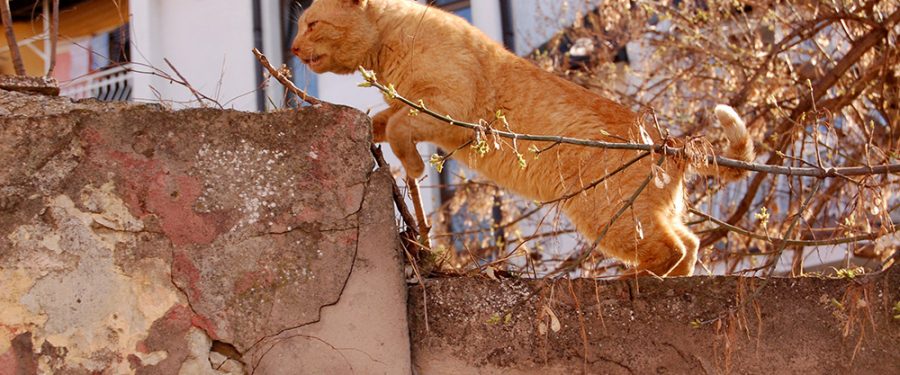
<box><xmin>566</xmin><ymin>278</ymin><xmax>589</xmax><ymax>373</ymax></box>
<box><xmin>405</xmin><ymin>247</ymin><xmax>429</xmax><ymax>332</ymax></box>
<box><xmin>163</xmin><ymin>58</ymin><xmax>221</xmax><ymax>108</ymax></box>
<box><xmin>46</xmin><ymin>0</ymin><xmax>59</xmax><ymax>76</ymax></box>
<box><xmin>543</xmin><ymin>151</ymin><xmax>652</xmax><ymax>205</ymax></box>
<box><xmin>1</xmin><ymin>0</ymin><xmax>26</xmax><ymax>75</ymax></box>
<box><xmin>699</xmin><ymin>179</ymin><xmax>824</xmax><ymax>326</ymax></box>
<box><xmin>371</xmin><ymin>145</ymin><xmax>420</xmax><ymax>240</ymax></box>
<box><xmin>547</xmin><ymin>154</ymin><xmax>667</xmax><ymax>277</ymax></box>
<box><xmin>406</xmin><ymin>176</ymin><xmax>432</xmax><ymax>249</ymax></box>
<box><xmin>689</xmin><ymin>208</ymin><xmax>896</xmax><ymax>247</ymax></box>
<box><xmin>360</xmin><ymin>70</ymin><xmax>900</xmax><ymax>178</ymax></box>
<box><xmin>252</xmin><ymin>48</ymin><xmax>321</xmax><ymax>106</ymax></box>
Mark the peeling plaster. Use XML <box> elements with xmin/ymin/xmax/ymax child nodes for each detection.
<box><xmin>178</xmin><ymin>329</ymin><xmax>242</xmax><ymax>375</ymax></box>
<box><xmin>0</xmin><ymin>270</ymin><xmax>46</xmax><ymax>354</ymax></box>
<box><xmin>1</xmin><ymin>91</ymin><xmax>410</xmax><ymax>374</ymax></box>
<box><xmin>2</xmin><ymin>185</ymin><xmax>181</xmax><ymax>373</ymax></box>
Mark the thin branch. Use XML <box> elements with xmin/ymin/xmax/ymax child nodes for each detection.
<box><xmin>163</xmin><ymin>58</ymin><xmax>223</xmax><ymax>109</ymax></box>
<box><xmin>361</xmin><ymin>72</ymin><xmax>900</xmax><ymax>178</ymax></box>
<box><xmin>46</xmin><ymin>0</ymin><xmax>59</xmax><ymax>76</ymax></box>
<box><xmin>688</xmin><ymin>208</ymin><xmax>896</xmax><ymax>247</ymax></box>
<box><xmin>543</xmin><ymin>151</ymin><xmax>652</xmax><ymax>205</ymax></box>
<box><xmin>1</xmin><ymin>0</ymin><xmax>26</xmax><ymax>75</ymax></box>
<box><xmin>406</xmin><ymin>176</ymin><xmax>432</xmax><ymax>249</ymax></box>
<box><xmin>548</xmin><ymin>154</ymin><xmax>667</xmax><ymax>277</ymax></box>
<box><xmin>252</xmin><ymin>48</ymin><xmax>321</xmax><ymax>106</ymax></box>
<box><xmin>371</xmin><ymin>145</ymin><xmax>420</xmax><ymax>240</ymax></box>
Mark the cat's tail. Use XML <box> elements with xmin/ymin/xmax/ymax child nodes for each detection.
<box><xmin>691</xmin><ymin>104</ymin><xmax>756</xmax><ymax>182</ymax></box>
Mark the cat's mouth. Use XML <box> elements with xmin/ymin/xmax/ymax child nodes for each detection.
<box><xmin>302</xmin><ymin>54</ymin><xmax>326</xmax><ymax>68</ymax></box>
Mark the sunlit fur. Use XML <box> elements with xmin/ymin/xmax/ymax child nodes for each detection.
<box><xmin>292</xmin><ymin>0</ymin><xmax>756</xmax><ymax>276</ymax></box>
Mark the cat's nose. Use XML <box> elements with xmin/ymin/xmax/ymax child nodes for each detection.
<box><xmin>291</xmin><ymin>46</ymin><xmax>301</xmax><ymax>56</ymax></box>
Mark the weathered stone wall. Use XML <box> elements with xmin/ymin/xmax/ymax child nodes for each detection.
<box><xmin>0</xmin><ymin>88</ymin><xmax>410</xmax><ymax>374</ymax></box>
<box><xmin>3</xmin><ymin>85</ymin><xmax>899</xmax><ymax>375</ymax></box>
<box><xmin>409</xmin><ymin>268</ymin><xmax>899</xmax><ymax>374</ymax></box>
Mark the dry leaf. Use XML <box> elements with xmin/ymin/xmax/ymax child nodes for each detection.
<box><xmin>652</xmin><ymin>164</ymin><xmax>671</xmax><ymax>188</ymax></box>
<box><xmin>638</xmin><ymin>125</ymin><xmax>653</xmax><ymax>145</ymax></box>
<box><xmin>484</xmin><ymin>267</ymin><xmax>499</xmax><ymax>281</ymax></box>
<box><xmin>542</xmin><ymin>306</ymin><xmax>561</xmax><ymax>333</ymax></box>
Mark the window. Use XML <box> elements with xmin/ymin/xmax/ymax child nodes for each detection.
<box><xmin>429</xmin><ymin>0</ymin><xmax>471</xmax><ymax>22</ymax></box>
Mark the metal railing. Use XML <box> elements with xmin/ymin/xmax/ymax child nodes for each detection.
<box><xmin>59</xmin><ymin>63</ymin><xmax>133</xmax><ymax>102</ymax></box>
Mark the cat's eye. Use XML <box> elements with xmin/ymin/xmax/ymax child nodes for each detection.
<box><xmin>307</xmin><ymin>21</ymin><xmax>319</xmax><ymax>31</ymax></box>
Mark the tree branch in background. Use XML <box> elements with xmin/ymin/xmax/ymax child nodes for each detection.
<box><xmin>406</xmin><ymin>176</ymin><xmax>432</xmax><ymax>249</ymax></box>
<box><xmin>371</xmin><ymin>145</ymin><xmax>420</xmax><ymax>241</ymax></box>
<box><xmin>0</xmin><ymin>0</ymin><xmax>26</xmax><ymax>75</ymax></box>
<box><xmin>688</xmin><ymin>208</ymin><xmax>896</xmax><ymax>247</ymax></box>
<box><xmin>360</xmin><ymin>69</ymin><xmax>900</xmax><ymax>178</ymax></box>
<box><xmin>163</xmin><ymin>58</ymin><xmax>222</xmax><ymax>108</ymax></box>
<box><xmin>46</xmin><ymin>0</ymin><xmax>59</xmax><ymax>76</ymax></box>
<box><xmin>703</xmin><ymin>8</ymin><xmax>900</xmax><ymax>248</ymax></box>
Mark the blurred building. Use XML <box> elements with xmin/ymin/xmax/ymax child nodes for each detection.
<box><xmin>0</xmin><ymin>0</ymin><xmax>130</xmax><ymax>99</ymax></box>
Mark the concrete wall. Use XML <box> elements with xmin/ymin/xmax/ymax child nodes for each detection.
<box><xmin>409</xmin><ymin>267</ymin><xmax>900</xmax><ymax>374</ymax></box>
<box><xmin>2</xmin><ymin>86</ymin><xmax>898</xmax><ymax>374</ymax></box>
<box><xmin>0</xmin><ymin>87</ymin><xmax>410</xmax><ymax>374</ymax></box>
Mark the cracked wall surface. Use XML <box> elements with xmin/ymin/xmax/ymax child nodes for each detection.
<box><xmin>0</xmin><ymin>88</ymin><xmax>410</xmax><ymax>374</ymax></box>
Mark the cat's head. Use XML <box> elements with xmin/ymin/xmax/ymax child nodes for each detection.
<box><xmin>291</xmin><ymin>0</ymin><xmax>378</xmax><ymax>74</ymax></box>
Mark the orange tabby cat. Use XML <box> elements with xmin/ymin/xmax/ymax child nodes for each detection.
<box><xmin>291</xmin><ymin>0</ymin><xmax>755</xmax><ymax>276</ymax></box>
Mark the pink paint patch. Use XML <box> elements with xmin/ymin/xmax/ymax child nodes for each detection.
<box><xmin>0</xmin><ymin>333</ymin><xmax>36</xmax><ymax>375</ymax></box>
<box><xmin>79</xmin><ymin>126</ymin><xmax>106</xmax><ymax>149</ymax></box>
<box><xmin>134</xmin><ymin>341</ymin><xmax>149</xmax><ymax>354</ymax></box>
<box><xmin>146</xmin><ymin>173</ymin><xmax>218</xmax><ymax>246</ymax></box>
<box><xmin>163</xmin><ymin>304</ymin><xmax>194</xmax><ymax>323</ymax></box>
<box><xmin>92</xmin><ymin>145</ymin><xmax>222</xmax><ymax>247</ymax></box>
<box><xmin>153</xmin><ymin>305</ymin><xmax>218</xmax><ymax>340</ymax></box>
<box><xmin>190</xmin><ymin>314</ymin><xmax>219</xmax><ymax>340</ymax></box>
<box><xmin>105</xmin><ymin>150</ymin><xmax>162</xmax><ymax>218</ymax></box>
<box><xmin>172</xmin><ymin>251</ymin><xmax>203</xmax><ymax>302</ymax></box>
<box><xmin>0</xmin><ymin>347</ymin><xmax>18</xmax><ymax>375</ymax></box>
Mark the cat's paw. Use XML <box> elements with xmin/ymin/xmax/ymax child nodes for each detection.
<box><xmin>403</xmin><ymin>157</ymin><xmax>426</xmax><ymax>179</ymax></box>
<box><xmin>371</xmin><ymin>109</ymin><xmax>393</xmax><ymax>143</ymax></box>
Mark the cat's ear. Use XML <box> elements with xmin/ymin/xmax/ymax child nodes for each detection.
<box><xmin>340</xmin><ymin>0</ymin><xmax>368</xmax><ymax>8</ymax></box>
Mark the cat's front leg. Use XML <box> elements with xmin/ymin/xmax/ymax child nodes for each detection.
<box><xmin>370</xmin><ymin>107</ymin><xmax>397</xmax><ymax>143</ymax></box>
<box><xmin>385</xmin><ymin>112</ymin><xmax>427</xmax><ymax>178</ymax></box>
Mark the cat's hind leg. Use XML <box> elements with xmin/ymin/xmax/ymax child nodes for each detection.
<box><xmin>634</xmin><ymin>225</ymin><xmax>687</xmax><ymax>277</ymax></box>
<box><xmin>597</xmin><ymin>215</ymin><xmax>687</xmax><ymax>277</ymax></box>
<box><xmin>385</xmin><ymin>112</ymin><xmax>426</xmax><ymax>178</ymax></box>
<box><xmin>668</xmin><ymin>223</ymin><xmax>699</xmax><ymax>276</ymax></box>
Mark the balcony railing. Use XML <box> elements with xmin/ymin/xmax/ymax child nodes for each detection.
<box><xmin>60</xmin><ymin>64</ymin><xmax>133</xmax><ymax>102</ymax></box>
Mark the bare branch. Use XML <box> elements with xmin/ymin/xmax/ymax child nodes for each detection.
<box><xmin>252</xmin><ymin>48</ymin><xmax>321</xmax><ymax>106</ymax></box>
<box><xmin>0</xmin><ymin>0</ymin><xmax>26</xmax><ymax>75</ymax></box>
<box><xmin>362</xmin><ymin>74</ymin><xmax>900</xmax><ymax>178</ymax></box>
